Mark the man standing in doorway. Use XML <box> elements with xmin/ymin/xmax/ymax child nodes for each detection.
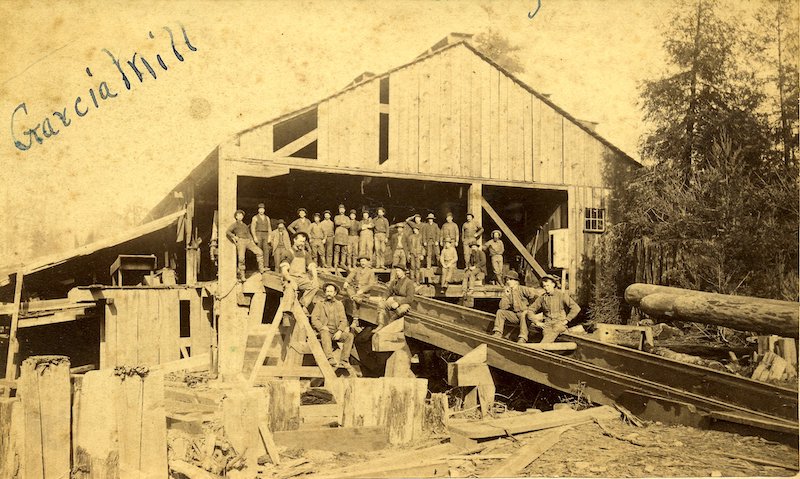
<box><xmin>250</xmin><ymin>203</ymin><xmax>272</xmax><ymax>271</ymax></box>
<box><xmin>333</xmin><ymin>204</ymin><xmax>350</xmax><ymax>269</ymax></box>
<box><xmin>288</xmin><ymin>208</ymin><xmax>311</xmax><ymax>236</ymax></box>
<box><xmin>321</xmin><ymin>210</ymin><xmax>335</xmax><ymax>268</ymax></box>
<box><xmin>347</xmin><ymin>209</ymin><xmax>360</xmax><ymax>268</ymax></box>
<box><xmin>358</xmin><ymin>209</ymin><xmax>374</xmax><ymax>262</ymax></box>
<box><xmin>309</xmin><ymin>213</ymin><xmax>327</xmax><ymax>268</ymax></box>
<box><xmin>441</xmin><ymin>212</ymin><xmax>460</xmax><ymax>264</ymax></box>
<box><xmin>483</xmin><ymin>230</ymin><xmax>505</xmax><ymax>286</ymax></box>
<box><xmin>440</xmin><ymin>238</ymin><xmax>458</xmax><ymax>287</ymax></box>
<box><xmin>373</xmin><ymin>206</ymin><xmax>390</xmax><ymax>268</ymax></box>
<box><xmin>408</xmin><ymin>225</ymin><xmax>424</xmax><ymax>284</ymax></box>
<box><xmin>462</xmin><ymin>241</ymin><xmax>487</xmax><ymax>294</ymax></box>
<box><xmin>421</xmin><ymin>213</ymin><xmax>441</xmax><ymax>271</ymax></box>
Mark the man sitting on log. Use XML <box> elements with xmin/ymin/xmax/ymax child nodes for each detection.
<box><xmin>344</xmin><ymin>255</ymin><xmax>377</xmax><ymax>324</ymax></box>
<box><xmin>528</xmin><ymin>274</ymin><xmax>580</xmax><ymax>343</ymax></box>
<box><xmin>311</xmin><ymin>282</ymin><xmax>354</xmax><ymax>368</ymax></box>
<box><xmin>375</xmin><ymin>264</ymin><xmax>416</xmax><ymax>332</ymax></box>
<box><xmin>492</xmin><ymin>271</ymin><xmax>539</xmax><ymax>343</ymax></box>
<box><xmin>278</xmin><ymin>232</ymin><xmax>319</xmax><ymax>314</ymax></box>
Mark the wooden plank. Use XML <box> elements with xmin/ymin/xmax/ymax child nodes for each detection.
<box><xmin>115</xmin><ymin>292</ymin><xmax>135</xmax><ymax>365</ymax></box>
<box><xmin>408</xmin><ymin>64</ymin><xmax>421</xmax><ymax>175</ymax></box>
<box><xmin>468</xmin><ymin>51</ymin><xmax>482</xmax><ymax>178</ymax></box>
<box><xmin>312</xmin><ymin>443</ymin><xmax>457</xmax><ymax>479</ymax></box>
<box><xmin>458</xmin><ymin>343</ymin><xmax>487</xmax><ymax>364</ymax></box>
<box><xmin>446</xmin><ymin>49</ymin><xmax>460</xmax><ymax>176</ymax></box>
<box><xmin>367</xmin><ymin>81</ymin><xmax>380</xmax><ymax>166</ymax></box>
<box><xmin>267</xmin><ymin>380</ymin><xmax>302</xmax><ymax>432</ymax></box>
<box><xmin>248</xmin><ymin>292</ymin><xmax>266</xmax><ymax>327</ymax></box>
<box><xmin>483</xmin><ymin>425</ymin><xmax>571</xmax><ymax>477</ymax></box>
<box><xmin>523</xmin><ymin>90</ymin><xmax>533</xmax><ymax>183</ymax></box>
<box><xmin>430</xmin><ymin>55</ymin><xmax>443</xmax><ymax>174</ymax></box>
<box><xmin>480</xmin><ymin>58</ymin><xmax>492</xmax><ymax>178</ymax></box>
<box><xmin>448</xmin><ymin>405</ymin><xmax>618</xmax><ymax>440</ymax></box>
<box><xmin>256</xmin><ymin>366</ymin><xmax>326</xmax><ymax>379</ymax></box>
<box><xmin>190</xmin><ymin>291</ymin><xmax>211</xmax><ymax>358</ymax></box>
<box><xmin>458</xmin><ymin>48</ymin><xmax>470</xmax><ymax>177</ymax></box>
<box><xmin>141</xmin><ymin>290</ymin><xmax>161</xmax><ymax>365</ymax></box>
<box><xmin>158</xmin><ymin>290</ymin><xmax>179</xmax><ymax>363</ymax></box>
<box><xmin>155</xmin><ymin>353</ymin><xmax>210</xmax><ymax>374</ymax></box>
<box><xmin>4</xmin><ymin>271</ymin><xmax>23</xmax><ymax>380</ymax></box>
<box><xmin>274</xmin><ymin>129</ymin><xmax>317</xmax><ymax>158</ymax></box>
<box><xmin>447</xmin><ymin>362</ymin><xmax>492</xmax><ymax>387</ymax></box>
<box><xmin>388</xmin><ymin>73</ymin><xmax>400</xmax><ymax>169</ymax></box>
<box><xmin>341</xmin><ymin>378</ymin><xmax>427</xmax><ymax>445</ymax></box>
<box><xmin>20</xmin><ymin>356</ymin><xmax>71</xmax><ymax>479</ymax></box>
<box><xmin>481</xmin><ymin>197</ymin><xmax>547</xmax><ymax>278</ymax></box>
<box><xmin>418</xmin><ymin>59</ymin><xmax>431</xmax><ymax>174</ymax></box>
<box><xmin>519</xmin><ymin>342</ymin><xmax>578</xmax><ymax>351</ymax></box>
<box><xmin>510</xmin><ymin>82</ymin><xmax>525</xmax><ymax>182</ymax></box>
<box><xmin>222</xmin><ymin>388</ymin><xmax>267</xmax><ymax>472</ymax></box>
<box><xmin>74</xmin><ymin>370</ymin><xmax>118</xmax><ymax>479</ymax></box>
<box><xmin>258</xmin><ymin>422</ymin><xmax>281</xmax><ymax>465</ymax></box>
<box><xmin>17</xmin><ymin>310</ymin><xmax>88</xmax><ymax>328</ymax></box>
<box><xmin>246</xmin><ymin>301</ymin><xmax>284</xmax><ymax>382</ymax></box>
<box><xmin>395</xmin><ymin>65</ymin><xmax>409</xmax><ymax>174</ymax></box>
<box><xmin>273</xmin><ymin>426</ymin><xmax>389</xmax><ymax>452</ymax></box>
<box><xmin>0</xmin><ymin>398</ymin><xmax>23</xmax><ymax>479</ymax></box>
<box><xmin>489</xmin><ymin>68</ymin><xmax>500</xmax><ymax>179</ymax></box>
<box><xmin>317</xmin><ymin>100</ymin><xmax>329</xmax><ymax>163</ymax></box>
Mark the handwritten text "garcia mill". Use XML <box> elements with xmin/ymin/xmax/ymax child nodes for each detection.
<box><xmin>10</xmin><ymin>24</ymin><xmax>198</xmax><ymax>152</ymax></box>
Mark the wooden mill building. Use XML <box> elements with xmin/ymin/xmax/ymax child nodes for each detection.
<box><xmin>1</xmin><ymin>34</ymin><xmax>638</xmax><ymax>380</ymax></box>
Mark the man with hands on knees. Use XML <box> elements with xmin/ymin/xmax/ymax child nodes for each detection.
<box><xmin>311</xmin><ymin>282</ymin><xmax>354</xmax><ymax>368</ymax></box>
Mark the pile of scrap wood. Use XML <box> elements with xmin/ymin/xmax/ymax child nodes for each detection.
<box><xmin>625</xmin><ymin>283</ymin><xmax>799</xmax><ymax>338</ymax></box>
<box><xmin>750</xmin><ymin>336</ymin><xmax>798</xmax><ymax>384</ymax></box>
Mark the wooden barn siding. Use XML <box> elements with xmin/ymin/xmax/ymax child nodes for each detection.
<box><xmin>101</xmin><ymin>289</ymin><xmax>210</xmax><ymax>368</ymax></box>
<box><xmin>569</xmin><ymin>185</ymin><xmax>612</xmax><ymax>300</ymax></box>
<box><xmin>235</xmin><ymin>46</ymin><xmax>614</xmax><ymax>190</ymax></box>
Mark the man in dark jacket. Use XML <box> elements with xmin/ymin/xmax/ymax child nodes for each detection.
<box><xmin>492</xmin><ymin>270</ymin><xmax>540</xmax><ymax>343</ymax></box>
<box><xmin>311</xmin><ymin>282</ymin><xmax>354</xmax><ymax>367</ymax></box>
<box><xmin>226</xmin><ymin>209</ymin><xmax>265</xmax><ymax>281</ymax></box>
<box><xmin>375</xmin><ymin>264</ymin><xmax>415</xmax><ymax>330</ymax></box>
<box><xmin>528</xmin><ymin>274</ymin><xmax>580</xmax><ymax>343</ymax></box>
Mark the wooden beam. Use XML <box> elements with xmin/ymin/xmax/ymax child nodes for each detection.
<box><xmin>272</xmin><ymin>426</ymin><xmax>389</xmax><ymax>453</ymax></box>
<box><xmin>483</xmin><ymin>425</ymin><xmax>571</xmax><ymax>477</ymax></box>
<box><xmin>5</xmin><ymin>271</ymin><xmax>23</xmax><ymax>380</ymax></box>
<box><xmin>481</xmin><ymin>197</ymin><xmax>547</xmax><ymax>279</ymax></box>
<box><xmin>273</xmin><ymin>129</ymin><xmax>318</xmax><ymax>158</ymax></box>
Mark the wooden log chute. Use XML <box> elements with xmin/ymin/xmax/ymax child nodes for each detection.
<box><xmin>625</xmin><ymin>283</ymin><xmax>799</xmax><ymax>339</ymax></box>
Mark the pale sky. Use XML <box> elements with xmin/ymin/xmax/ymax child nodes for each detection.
<box><xmin>0</xmin><ymin>0</ymin><xmax>747</xmax><ymax>264</ymax></box>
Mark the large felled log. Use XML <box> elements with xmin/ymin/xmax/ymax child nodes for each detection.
<box><xmin>626</xmin><ymin>284</ymin><xmax>799</xmax><ymax>338</ymax></box>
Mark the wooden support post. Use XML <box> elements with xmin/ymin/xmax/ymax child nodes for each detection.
<box><xmin>218</xmin><ymin>145</ymin><xmax>242</xmax><ymax>379</ymax></box>
<box><xmin>5</xmin><ymin>270</ymin><xmax>23</xmax><ymax>380</ymax></box>
<box><xmin>373</xmin><ymin>319</ymin><xmax>414</xmax><ymax>378</ymax></box>
<box><xmin>342</xmin><ymin>378</ymin><xmax>427</xmax><ymax>445</ymax></box>
<box><xmin>74</xmin><ymin>368</ymin><xmax>168</xmax><ymax>479</ymax></box>
<box><xmin>0</xmin><ymin>398</ymin><xmax>23</xmax><ymax>479</ymax></box>
<box><xmin>266</xmin><ymin>380</ymin><xmax>302</xmax><ymax>432</ymax></box>
<box><xmin>185</xmin><ymin>181</ymin><xmax>197</xmax><ymax>284</ymax></box>
<box><xmin>222</xmin><ymin>388</ymin><xmax>268</xmax><ymax>472</ymax></box>
<box><xmin>446</xmin><ymin>344</ymin><xmax>495</xmax><ymax>418</ymax></box>
<box><xmin>481</xmin><ymin>197</ymin><xmax>547</xmax><ymax>279</ymax></box>
<box><xmin>19</xmin><ymin>356</ymin><xmax>71</xmax><ymax>479</ymax></box>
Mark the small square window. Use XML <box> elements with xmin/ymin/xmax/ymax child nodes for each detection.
<box><xmin>584</xmin><ymin>208</ymin><xmax>605</xmax><ymax>233</ymax></box>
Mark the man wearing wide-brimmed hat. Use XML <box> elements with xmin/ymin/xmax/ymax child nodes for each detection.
<box><xmin>492</xmin><ymin>270</ymin><xmax>540</xmax><ymax>343</ymax></box>
<box><xmin>421</xmin><ymin>212</ymin><xmax>441</xmax><ymax>271</ymax></box>
<box><xmin>375</xmin><ymin>264</ymin><xmax>416</xmax><ymax>330</ymax></box>
<box><xmin>226</xmin><ymin>209</ymin><xmax>266</xmax><ymax>281</ymax></box>
<box><xmin>483</xmin><ymin>229</ymin><xmax>505</xmax><ymax>286</ymax></box>
<box><xmin>309</xmin><ymin>212</ymin><xmax>327</xmax><ymax>268</ymax></box>
<box><xmin>346</xmin><ymin>209</ymin><xmax>360</xmax><ymax>268</ymax></box>
<box><xmin>321</xmin><ymin>210</ymin><xmax>335</xmax><ymax>268</ymax></box>
<box><xmin>528</xmin><ymin>274</ymin><xmax>580</xmax><ymax>343</ymax></box>
<box><xmin>408</xmin><ymin>224</ymin><xmax>424</xmax><ymax>283</ymax></box>
<box><xmin>311</xmin><ymin>282</ymin><xmax>354</xmax><ymax>368</ymax></box>
<box><xmin>461</xmin><ymin>213</ymin><xmax>484</xmax><ymax>267</ymax></box>
<box><xmin>373</xmin><ymin>206</ymin><xmax>390</xmax><ymax>268</ymax></box>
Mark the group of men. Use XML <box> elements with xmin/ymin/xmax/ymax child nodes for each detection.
<box><xmin>225</xmin><ymin>203</ymin><xmax>508</xmax><ymax>289</ymax></box>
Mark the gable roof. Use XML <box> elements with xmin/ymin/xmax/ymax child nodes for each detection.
<box><xmin>235</xmin><ymin>40</ymin><xmax>640</xmax><ymax>167</ymax></box>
